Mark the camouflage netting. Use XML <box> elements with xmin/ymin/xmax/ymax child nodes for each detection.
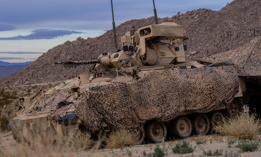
<box><xmin>119</xmin><ymin>65</ymin><xmax>141</xmax><ymax>76</ymax></box>
<box><xmin>28</xmin><ymin>89</ymin><xmax>73</xmax><ymax>118</ymax></box>
<box><xmin>74</xmin><ymin>66</ymin><xmax>239</xmax><ymax>133</ymax></box>
<box><xmin>199</xmin><ymin>37</ymin><xmax>261</xmax><ymax>77</ymax></box>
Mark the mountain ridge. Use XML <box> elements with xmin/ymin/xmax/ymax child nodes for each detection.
<box><xmin>0</xmin><ymin>61</ymin><xmax>32</xmax><ymax>67</ymax></box>
<box><xmin>0</xmin><ymin>0</ymin><xmax>260</xmax><ymax>86</ymax></box>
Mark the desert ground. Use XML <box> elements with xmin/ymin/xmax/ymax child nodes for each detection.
<box><xmin>1</xmin><ymin>131</ymin><xmax>261</xmax><ymax>157</ymax></box>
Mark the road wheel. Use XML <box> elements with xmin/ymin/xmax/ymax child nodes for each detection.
<box><xmin>171</xmin><ymin>116</ymin><xmax>192</xmax><ymax>139</ymax></box>
<box><xmin>209</xmin><ymin>112</ymin><xmax>224</xmax><ymax>129</ymax></box>
<box><xmin>146</xmin><ymin>121</ymin><xmax>167</xmax><ymax>143</ymax></box>
<box><xmin>73</xmin><ymin>92</ymin><xmax>79</xmax><ymax>100</ymax></box>
<box><xmin>192</xmin><ymin>114</ymin><xmax>210</xmax><ymax>135</ymax></box>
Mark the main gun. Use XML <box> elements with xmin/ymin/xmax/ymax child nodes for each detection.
<box><xmin>54</xmin><ymin>59</ymin><xmax>100</xmax><ymax>69</ymax></box>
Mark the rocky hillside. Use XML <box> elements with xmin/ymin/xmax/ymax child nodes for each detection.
<box><xmin>0</xmin><ymin>0</ymin><xmax>260</xmax><ymax>86</ymax></box>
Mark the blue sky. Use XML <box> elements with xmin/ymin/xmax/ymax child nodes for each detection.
<box><xmin>0</xmin><ymin>0</ymin><xmax>233</xmax><ymax>63</ymax></box>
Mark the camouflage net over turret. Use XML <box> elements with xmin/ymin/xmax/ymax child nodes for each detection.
<box><xmin>199</xmin><ymin>37</ymin><xmax>261</xmax><ymax>87</ymax></box>
<box><xmin>199</xmin><ymin>37</ymin><xmax>261</xmax><ymax>77</ymax></box>
<box><xmin>74</xmin><ymin>66</ymin><xmax>239</xmax><ymax>133</ymax></box>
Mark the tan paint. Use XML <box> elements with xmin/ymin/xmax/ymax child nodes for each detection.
<box><xmin>19</xmin><ymin>97</ymin><xmax>31</xmax><ymax>110</ymax></box>
<box><xmin>156</xmin><ymin>44</ymin><xmax>176</xmax><ymax>65</ymax></box>
<box><xmin>146</xmin><ymin>47</ymin><xmax>157</xmax><ymax>65</ymax></box>
<box><xmin>78</xmin><ymin>73</ymin><xmax>89</xmax><ymax>85</ymax></box>
<box><xmin>113</xmin><ymin>76</ymin><xmax>133</xmax><ymax>83</ymax></box>
<box><xmin>100</xmin><ymin>56</ymin><xmax>110</xmax><ymax>65</ymax></box>
<box><xmin>138</xmin><ymin>22</ymin><xmax>186</xmax><ymax>40</ymax></box>
<box><xmin>139</xmin><ymin>37</ymin><xmax>146</xmax><ymax>56</ymax></box>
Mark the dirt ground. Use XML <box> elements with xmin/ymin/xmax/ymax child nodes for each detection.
<box><xmin>1</xmin><ymin>131</ymin><xmax>261</xmax><ymax>157</ymax></box>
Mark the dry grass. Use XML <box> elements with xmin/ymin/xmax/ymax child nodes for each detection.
<box><xmin>0</xmin><ymin>124</ymin><xmax>140</xmax><ymax>156</ymax></box>
<box><xmin>72</xmin><ymin>132</ymin><xmax>93</xmax><ymax>151</ymax></box>
<box><xmin>0</xmin><ymin>132</ymin><xmax>77</xmax><ymax>157</ymax></box>
<box><xmin>0</xmin><ymin>122</ymin><xmax>91</xmax><ymax>157</ymax></box>
<box><xmin>0</xmin><ymin>114</ymin><xmax>142</xmax><ymax>156</ymax></box>
<box><xmin>214</xmin><ymin>114</ymin><xmax>261</xmax><ymax>139</ymax></box>
<box><xmin>105</xmin><ymin>129</ymin><xmax>139</xmax><ymax>149</ymax></box>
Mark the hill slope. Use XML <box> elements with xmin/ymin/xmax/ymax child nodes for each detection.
<box><xmin>1</xmin><ymin>0</ymin><xmax>260</xmax><ymax>86</ymax></box>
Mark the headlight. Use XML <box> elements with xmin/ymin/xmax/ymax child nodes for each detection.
<box><xmin>20</xmin><ymin>99</ymin><xmax>24</xmax><ymax>105</ymax></box>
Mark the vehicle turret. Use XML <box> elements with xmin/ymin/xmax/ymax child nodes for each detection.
<box><xmin>56</xmin><ymin>22</ymin><xmax>188</xmax><ymax>73</ymax></box>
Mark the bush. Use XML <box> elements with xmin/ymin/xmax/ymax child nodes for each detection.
<box><xmin>0</xmin><ymin>115</ymin><xmax>9</xmax><ymax>131</ymax></box>
<box><xmin>153</xmin><ymin>146</ymin><xmax>165</xmax><ymax>157</ymax></box>
<box><xmin>0</xmin><ymin>101</ymin><xmax>4</xmax><ymax>107</ymax></box>
<box><xmin>236</xmin><ymin>140</ymin><xmax>259</xmax><ymax>152</ymax></box>
<box><xmin>228</xmin><ymin>140</ymin><xmax>235</xmax><ymax>148</ymax></box>
<box><xmin>71</xmin><ymin>132</ymin><xmax>93</xmax><ymax>151</ymax></box>
<box><xmin>203</xmin><ymin>149</ymin><xmax>223</xmax><ymax>156</ymax></box>
<box><xmin>105</xmin><ymin>129</ymin><xmax>139</xmax><ymax>148</ymax></box>
<box><xmin>146</xmin><ymin>146</ymin><xmax>165</xmax><ymax>157</ymax></box>
<box><xmin>0</xmin><ymin>87</ymin><xmax>4</xmax><ymax>96</ymax></box>
<box><xmin>172</xmin><ymin>141</ymin><xmax>196</xmax><ymax>154</ymax></box>
<box><xmin>143</xmin><ymin>150</ymin><xmax>147</xmax><ymax>156</ymax></box>
<box><xmin>196</xmin><ymin>140</ymin><xmax>206</xmax><ymax>145</ymax></box>
<box><xmin>214</xmin><ymin>114</ymin><xmax>261</xmax><ymax>139</ymax></box>
<box><xmin>127</xmin><ymin>149</ymin><xmax>132</xmax><ymax>156</ymax></box>
<box><xmin>4</xmin><ymin>99</ymin><xmax>11</xmax><ymax>105</ymax></box>
<box><xmin>0</xmin><ymin>122</ymin><xmax>82</xmax><ymax>157</ymax></box>
<box><xmin>11</xmin><ymin>91</ymin><xmax>18</xmax><ymax>99</ymax></box>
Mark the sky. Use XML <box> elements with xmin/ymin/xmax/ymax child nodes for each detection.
<box><xmin>0</xmin><ymin>0</ymin><xmax>234</xmax><ymax>63</ymax></box>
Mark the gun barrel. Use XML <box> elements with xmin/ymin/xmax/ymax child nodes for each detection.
<box><xmin>54</xmin><ymin>59</ymin><xmax>100</xmax><ymax>65</ymax></box>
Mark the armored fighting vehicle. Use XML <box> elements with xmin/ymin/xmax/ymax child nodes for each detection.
<box><xmin>8</xmin><ymin>0</ymin><xmax>248</xmax><ymax>145</ymax></box>
<box><xmin>9</xmin><ymin>21</ymin><xmax>245</xmax><ymax>145</ymax></box>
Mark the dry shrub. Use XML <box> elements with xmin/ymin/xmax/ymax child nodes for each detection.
<box><xmin>214</xmin><ymin>114</ymin><xmax>261</xmax><ymax>139</ymax></box>
<box><xmin>0</xmin><ymin>120</ymin><xmax>91</xmax><ymax>157</ymax></box>
<box><xmin>0</xmin><ymin>131</ymin><xmax>77</xmax><ymax>157</ymax></box>
<box><xmin>72</xmin><ymin>132</ymin><xmax>93</xmax><ymax>151</ymax></box>
<box><xmin>0</xmin><ymin>115</ymin><xmax>9</xmax><ymax>131</ymax></box>
<box><xmin>105</xmin><ymin>129</ymin><xmax>139</xmax><ymax>149</ymax></box>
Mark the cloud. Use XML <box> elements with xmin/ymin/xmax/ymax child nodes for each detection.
<box><xmin>0</xmin><ymin>0</ymin><xmax>234</xmax><ymax>31</ymax></box>
<box><xmin>0</xmin><ymin>29</ymin><xmax>84</xmax><ymax>40</ymax></box>
<box><xmin>0</xmin><ymin>57</ymin><xmax>24</xmax><ymax>60</ymax></box>
<box><xmin>0</xmin><ymin>22</ymin><xmax>16</xmax><ymax>31</ymax></box>
<box><xmin>0</xmin><ymin>57</ymin><xmax>37</xmax><ymax>63</ymax></box>
<box><xmin>0</xmin><ymin>52</ymin><xmax>43</xmax><ymax>54</ymax></box>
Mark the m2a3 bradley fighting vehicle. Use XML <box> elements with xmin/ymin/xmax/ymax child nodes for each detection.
<box><xmin>9</xmin><ymin>1</ymin><xmax>244</xmax><ymax>145</ymax></box>
<box><xmin>9</xmin><ymin>21</ymin><xmax>207</xmax><ymax>144</ymax></box>
<box><xmin>52</xmin><ymin>22</ymin><xmax>244</xmax><ymax>144</ymax></box>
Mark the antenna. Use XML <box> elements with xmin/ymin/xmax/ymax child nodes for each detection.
<box><xmin>110</xmin><ymin>0</ymin><xmax>118</xmax><ymax>49</ymax></box>
<box><xmin>152</xmin><ymin>0</ymin><xmax>159</xmax><ymax>24</ymax></box>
